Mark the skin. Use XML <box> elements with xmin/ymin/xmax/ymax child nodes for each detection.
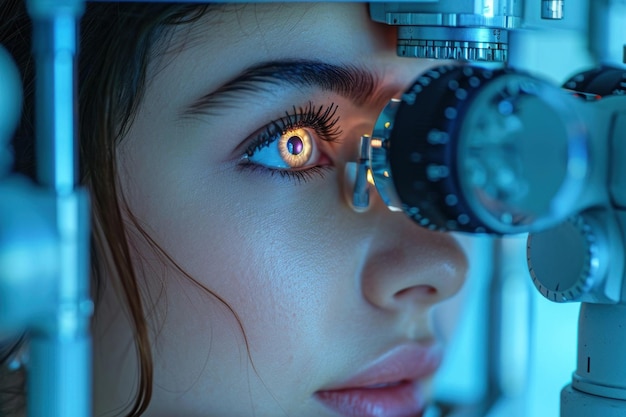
<box><xmin>92</xmin><ymin>3</ymin><xmax>468</xmax><ymax>417</ymax></box>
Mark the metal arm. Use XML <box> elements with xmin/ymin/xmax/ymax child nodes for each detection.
<box><xmin>26</xmin><ymin>1</ymin><xmax>92</xmax><ymax>415</ymax></box>
<box><xmin>0</xmin><ymin>1</ymin><xmax>91</xmax><ymax>417</ymax></box>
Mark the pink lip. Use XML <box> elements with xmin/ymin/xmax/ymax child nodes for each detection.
<box><xmin>315</xmin><ymin>342</ymin><xmax>442</xmax><ymax>417</ymax></box>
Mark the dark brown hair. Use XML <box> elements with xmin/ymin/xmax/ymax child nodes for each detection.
<box><xmin>0</xmin><ymin>2</ymin><xmax>211</xmax><ymax>415</ymax></box>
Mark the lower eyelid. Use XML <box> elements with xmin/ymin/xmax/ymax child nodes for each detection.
<box><xmin>237</xmin><ymin>162</ymin><xmax>335</xmax><ymax>184</ymax></box>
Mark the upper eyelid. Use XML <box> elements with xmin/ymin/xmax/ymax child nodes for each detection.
<box><xmin>244</xmin><ymin>102</ymin><xmax>343</xmax><ymax>157</ymax></box>
<box><xmin>278</xmin><ymin>102</ymin><xmax>342</xmax><ymax>141</ymax></box>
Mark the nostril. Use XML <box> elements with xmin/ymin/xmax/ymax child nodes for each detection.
<box><xmin>394</xmin><ymin>285</ymin><xmax>438</xmax><ymax>303</ymax></box>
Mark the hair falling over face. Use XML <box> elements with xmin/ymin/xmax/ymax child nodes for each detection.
<box><xmin>0</xmin><ymin>2</ymin><xmax>212</xmax><ymax>416</ymax></box>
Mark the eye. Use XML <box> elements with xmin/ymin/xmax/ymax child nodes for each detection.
<box><xmin>247</xmin><ymin>127</ymin><xmax>319</xmax><ymax>170</ymax></box>
<box><xmin>239</xmin><ymin>102</ymin><xmax>341</xmax><ymax>180</ymax></box>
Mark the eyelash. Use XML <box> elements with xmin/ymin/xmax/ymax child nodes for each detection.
<box><xmin>241</xmin><ymin>102</ymin><xmax>342</xmax><ymax>181</ymax></box>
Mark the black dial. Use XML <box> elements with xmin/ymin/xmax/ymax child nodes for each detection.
<box><xmin>377</xmin><ymin>64</ymin><xmax>590</xmax><ymax>234</ymax></box>
<box><xmin>386</xmin><ymin>65</ymin><xmax>501</xmax><ymax>233</ymax></box>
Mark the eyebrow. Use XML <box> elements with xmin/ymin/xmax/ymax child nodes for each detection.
<box><xmin>179</xmin><ymin>60</ymin><xmax>382</xmax><ymax>118</ymax></box>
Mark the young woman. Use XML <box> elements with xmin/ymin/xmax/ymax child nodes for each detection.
<box><xmin>0</xmin><ymin>2</ymin><xmax>468</xmax><ymax>416</ymax></box>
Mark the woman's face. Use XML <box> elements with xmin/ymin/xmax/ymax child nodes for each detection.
<box><xmin>93</xmin><ymin>3</ymin><xmax>468</xmax><ymax>417</ymax></box>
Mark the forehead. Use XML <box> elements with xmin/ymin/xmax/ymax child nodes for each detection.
<box><xmin>162</xmin><ymin>3</ymin><xmax>389</xmax><ymax>55</ymax></box>
<box><xmin>147</xmin><ymin>3</ymin><xmax>396</xmax><ymax>100</ymax></box>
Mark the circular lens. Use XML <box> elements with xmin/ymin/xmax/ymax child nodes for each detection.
<box><xmin>458</xmin><ymin>74</ymin><xmax>589</xmax><ymax>232</ymax></box>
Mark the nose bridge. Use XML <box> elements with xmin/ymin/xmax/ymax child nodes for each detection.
<box><xmin>358</xmin><ymin>197</ymin><xmax>469</xmax><ymax>311</ymax></box>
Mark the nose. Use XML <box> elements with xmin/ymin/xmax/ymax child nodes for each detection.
<box><xmin>359</xmin><ymin>204</ymin><xmax>468</xmax><ymax>311</ymax></box>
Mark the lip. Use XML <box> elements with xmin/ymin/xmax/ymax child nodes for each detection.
<box><xmin>315</xmin><ymin>342</ymin><xmax>442</xmax><ymax>417</ymax></box>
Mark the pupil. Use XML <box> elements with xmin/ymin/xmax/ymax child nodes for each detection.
<box><xmin>287</xmin><ymin>136</ymin><xmax>304</xmax><ymax>155</ymax></box>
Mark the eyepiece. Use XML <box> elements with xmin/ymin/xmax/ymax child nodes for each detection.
<box><xmin>371</xmin><ymin>65</ymin><xmax>594</xmax><ymax>235</ymax></box>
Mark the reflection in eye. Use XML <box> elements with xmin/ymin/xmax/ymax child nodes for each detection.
<box><xmin>240</xmin><ymin>102</ymin><xmax>342</xmax><ymax>181</ymax></box>
<box><xmin>249</xmin><ymin>127</ymin><xmax>316</xmax><ymax>169</ymax></box>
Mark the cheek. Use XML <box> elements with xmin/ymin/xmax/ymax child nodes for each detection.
<box><xmin>131</xmin><ymin>167</ymin><xmax>353</xmax><ymax>347</ymax></box>
<box><xmin>182</xmin><ymin>180</ymin><xmax>343</xmax><ymax>318</ymax></box>
<box><xmin>145</xmin><ymin>179</ymin><xmax>367</xmax><ymax>401</ymax></box>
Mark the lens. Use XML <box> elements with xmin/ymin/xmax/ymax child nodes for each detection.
<box><xmin>458</xmin><ymin>73</ymin><xmax>589</xmax><ymax>233</ymax></box>
<box><xmin>374</xmin><ymin>65</ymin><xmax>592</xmax><ymax>234</ymax></box>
